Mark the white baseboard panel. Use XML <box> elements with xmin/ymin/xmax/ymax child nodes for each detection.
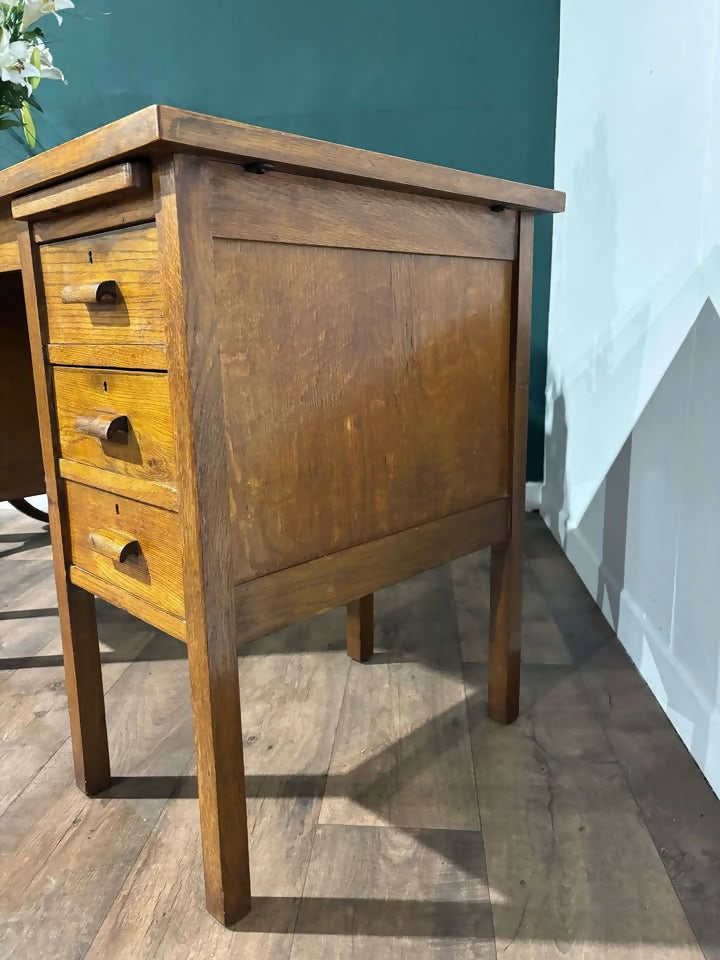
<box><xmin>525</xmin><ymin>482</ymin><xmax>542</xmax><ymax>512</ymax></box>
<box><xmin>555</xmin><ymin>518</ymin><xmax>720</xmax><ymax>799</ymax></box>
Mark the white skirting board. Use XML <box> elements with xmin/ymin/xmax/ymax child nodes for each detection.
<box><xmin>548</xmin><ymin>516</ymin><xmax>720</xmax><ymax>800</ymax></box>
<box><xmin>525</xmin><ymin>481</ymin><xmax>542</xmax><ymax>511</ymax></box>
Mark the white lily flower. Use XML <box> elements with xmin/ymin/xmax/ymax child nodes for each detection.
<box><xmin>0</xmin><ymin>35</ymin><xmax>40</xmax><ymax>95</ymax></box>
<box><xmin>21</xmin><ymin>0</ymin><xmax>74</xmax><ymax>31</ymax></box>
<box><xmin>34</xmin><ymin>38</ymin><xmax>65</xmax><ymax>82</ymax></box>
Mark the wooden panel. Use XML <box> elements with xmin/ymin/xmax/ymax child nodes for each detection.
<box><xmin>0</xmin><ymin>104</ymin><xmax>564</xmax><ymax>213</ymax></box>
<box><xmin>0</xmin><ymin>272</ymin><xmax>44</xmax><ymax>501</ymax></box>
<box><xmin>210</xmin><ymin>163</ymin><xmax>517</xmax><ymax>260</ymax></box>
<box><xmin>58</xmin><ymin>459</ymin><xmax>177</xmax><ymax>511</ymax></box>
<box><xmin>53</xmin><ymin>367</ymin><xmax>176</xmax><ymax>488</ymax></box>
<box><xmin>69</xmin><ymin>565</ymin><xmax>187</xmax><ymax>641</ymax></box>
<box><xmin>217</xmin><ymin>240</ymin><xmax>512</xmax><ymax>582</ymax></box>
<box><xmin>234</xmin><ymin>500</ymin><xmax>508</xmax><ymax>644</ymax></box>
<box><xmin>32</xmin><ymin>194</ymin><xmax>155</xmax><ymax>245</ymax></box>
<box><xmin>47</xmin><ymin>342</ymin><xmax>167</xmax><ymax>369</ymax></box>
<box><xmin>12</xmin><ymin>162</ymin><xmax>150</xmax><ymax>221</ymax></box>
<box><xmin>65</xmin><ymin>480</ymin><xmax>184</xmax><ymax>619</ymax></box>
<box><xmin>0</xmin><ymin>207</ymin><xmax>20</xmax><ymax>272</ymax></box>
<box><xmin>40</xmin><ymin>223</ymin><xmax>165</xmax><ymax>346</ymax></box>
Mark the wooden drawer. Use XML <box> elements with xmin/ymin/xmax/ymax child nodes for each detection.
<box><xmin>66</xmin><ymin>482</ymin><xmax>184</xmax><ymax>618</ymax></box>
<box><xmin>53</xmin><ymin>367</ymin><xmax>176</xmax><ymax>488</ymax></box>
<box><xmin>40</xmin><ymin>223</ymin><xmax>165</xmax><ymax>346</ymax></box>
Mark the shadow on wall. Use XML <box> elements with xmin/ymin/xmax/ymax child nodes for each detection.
<box><xmin>543</xmin><ymin>294</ymin><xmax>720</xmax><ymax>790</ymax></box>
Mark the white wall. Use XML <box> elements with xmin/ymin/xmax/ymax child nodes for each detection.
<box><xmin>544</xmin><ymin>0</ymin><xmax>720</xmax><ymax>795</ymax></box>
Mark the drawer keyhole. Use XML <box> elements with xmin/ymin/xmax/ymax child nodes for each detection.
<box><xmin>88</xmin><ymin>250</ymin><xmax>93</xmax><ymax>264</ymax></box>
<box><xmin>115</xmin><ymin>503</ymin><xmax>120</xmax><ymax>515</ymax></box>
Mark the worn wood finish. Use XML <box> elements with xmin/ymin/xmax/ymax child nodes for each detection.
<box><xmin>0</xmin><ymin>203</ymin><xmax>21</xmax><ymax>271</ymax></box>
<box><xmin>487</xmin><ymin>212</ymin><xmax>534</xmax><ymax>724</ymax></box>
<box><xmin>58</xmin><ymin>458</ymin><xmax>177</xmax><ymax>511</ymax></box>
<box><xmin>218</xmin><ymin>241</ymin><xmax>511</xmax><ymax>581</ymax></box>
<box><xmin>156</xmin><ymin>155</ymin><xmax>251</xmax><ymax>925</ymax></box>
<box><xmin>6</xmin><ymin>108</ymin><xmax>564</xmax><ymax>926</ymax></box>
<box><xmin>65</xmin><ymin>481</ymin><xmax>184</xmax><ymax>619</ymax></box>
<box><xmin>235</xmin><ymin>500</ymin><xmax>508</xmax><ymax>645</ymax></box>
<box><xmin>12</xmin><ymin>161</ymin><xmax>150</xmax><ymax>221</ymax></box>
<box><xmin>210</xmin><ymin>162</ymin><xmax>517</xmax><ymax>260</ymax></box>
<box><xmin>40</xmin><ymin>223</ymin><xmax>164</xmax><ymax>346</ymax></box>
<box><xmin>47</xmin><ymin>342</ymin><xmax>168</xmax><ymax>369</ymax></box>
<box><xmin>346</xmin><ymin>594</ymin><xmax>374</xmax><ymax>662</ymax></box>
<box><xmin>61</xmin><ymin>279</ymin><xmax>119</xmax><ymax>304</ymax></box>
<box><xmin>0</xmin><ymin>105</ymin><xmax>565</xmax><ymax>213</ymax></box>
<box><xmin>88</xmin><ymin>527</ymin><xmax>141</xmax><ymax>564</ymax></box>
<box><xmin>69</xmin><ymin>564</ymin><xmax>187</xmax><ymax>641</ymax></box>
<box><xmin>0</xmin><ymin>271</ymin><xmax>45</xmax><ymax>501</ymax></box>
<box><xmin>16</xmin><ymin>223</ymin><xmax>111</xmax><ymax>796</ymax></box>
<box><xmin>53</xmin><ymin>367</ymin><xmax>176</xmax><ymax>487</ymax></box>
<box><xmin>31</xmin><ymin>192</ymin><xmax>156</xmax><ymax>245</ymax></box>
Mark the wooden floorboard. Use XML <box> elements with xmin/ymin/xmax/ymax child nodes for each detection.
<box><xmin>0</xmin><ymin>510</ymin><xmax>717</xmax><ymax>958</ymax></box>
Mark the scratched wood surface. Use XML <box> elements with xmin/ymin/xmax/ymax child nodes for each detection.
<box><xmin>0</xmin><ymin>510</ymin><xmax>716</xmax><ymax>959</ymax></box>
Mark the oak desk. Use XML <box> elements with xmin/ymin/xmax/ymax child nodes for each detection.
<box><xmin>1</xmin><ymin>106</ymin><xmax>565</xmax><ymax>925</ymax></box>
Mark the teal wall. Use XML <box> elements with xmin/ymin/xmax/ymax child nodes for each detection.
<box><xmin>0</xmin><ymin>0</ymin><xmax>560</xmax><ymax>480</ymax></box>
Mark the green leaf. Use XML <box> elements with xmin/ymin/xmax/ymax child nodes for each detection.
<box><xmin>21</xmin><ymin>102</ymin><xmax>37</xmax><ymax>149</ymax></box>
<box><xmin>28</xmin><ymin>93</ymin><xmax>44</xmax><ymax>113</ymax></box>
<box><xmin>0</xmin><ymin>117</ymin><xmax>23</xmax><ymax>130</ymax></box>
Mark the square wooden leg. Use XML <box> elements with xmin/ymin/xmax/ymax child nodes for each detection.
<box><xmin>347</xmin><ymin>593</ymin><xmax>374</xmax><ymax>662</ymax></box>
<box><xmin>60</xmin><ymin>583</ymin><xmax>111</xmax><ymax>796</ymax></box>
<box><xmin>487</xmin><ymin>537</ymin><xmax>523</xmax><ymax>724</ymax></box>
<box><xmin>187</xmin><ymin>634</ymin><xmax>251</xmax><ymax>926</ymax></box>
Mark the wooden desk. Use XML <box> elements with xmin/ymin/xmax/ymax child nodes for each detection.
<box><xmin>0</xmin><ymin>204</ymin><xmax>45</xmax><ymax>504</ymax></box>
<box><xmin>1</xmin><ymin>106</ymin><xmax>564</xmax><ymax>925</ymax></box>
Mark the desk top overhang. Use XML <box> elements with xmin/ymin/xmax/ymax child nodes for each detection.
<box><xmin>0</xmin><ymin>104</ymin><xmax>565</xmax><ymax>215</ymax></box>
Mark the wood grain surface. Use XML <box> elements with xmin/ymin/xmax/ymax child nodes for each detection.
<box><xmin>0</xmin><ymin>105</ymin><xmax>564</xmax><ymax>213</ymax></box>
<box><xmin>40</xmin><ymin>224</ymin><xmax>164</xmax><ymax>346</ymax></box>
<box><xmin>217</xmin><ymin>240</ymin><xmax>511</xmax><ymax>581</ymax></box>
<box><xmin>12</xmin><ymin>162</ymin><xmax>150</xmax><ymax>221</ymax></box>
<box><xmin>53</xmin><ymin>367</ymin><xmax>176</xmax><ymax>487</ymax></box>
<box><xmin>210</xmin><ymin>162</ymin><xmax>517</xmax><ymax>259</ymax></box>
<box><xmin>65</xmin><ymin>481</ymin><xmax>184</xmax><ymax>618</ymax></box>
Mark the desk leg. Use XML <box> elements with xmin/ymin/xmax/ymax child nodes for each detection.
<box><xmin>17</xmin><ymin>225</ymin><xmax>110</xmax><ymax>793</ymax></box>
<box><xmin>487</xmin><ymin>212</ymin><xmax>534</xmax><ymax>725</ymax></box>
<box><xmin>157</xmin><ymin>155</ymin><xmax>251</xmax><ymax>925</ymax></box>
<box><xmin>187</xmin><ymin>629</ymin><xmax>251</xmax><ymax>926</ymax></box>
<box><xmin>488</xmin><ymin>537</ymin><xmax>523</xmax><ymax>723</ymax></box>
<box><xmin>347</xmin><ymin>594</ymin><xmax>374</xmax><ymax>662</ymax></box>
<box><xmin>60</xmin><ymin>584</ymin><xmax>111</xmax><ymax>795</ymax></box>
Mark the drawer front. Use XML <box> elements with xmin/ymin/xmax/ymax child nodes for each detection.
<box><xmin>66</xmin><ymin>482</ymin><xmax>184</xmax><ymax>618</ymax></box>
<box><xmin>40</xmin><ymin>224</ymin><xmax>165</xmax><ymax>345</ymax></box>
<box><xmin>54</xmin><ymin>367</ymin><xmax>176</xmax><ymax>486</ymax></box>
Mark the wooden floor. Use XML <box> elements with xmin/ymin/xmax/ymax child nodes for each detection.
<box><xmin>0</xmin><ymin>509</ymin><xmax>718</xmax><ymax>960</ymax></box>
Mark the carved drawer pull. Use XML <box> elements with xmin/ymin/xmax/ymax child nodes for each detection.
<box><xmin>88</xmin><ymin>528</ymin><xmax>140</xmax><ymax>564</ymax></box>
<box><xmin>75</xmin><ymin>412</ymin><xmax>129</xmax><ymax>442</ymax></box>
<box><xmin>61</xmin><ymin>280</ymin><xmax>118</xmax><ymax>304</ymax></box>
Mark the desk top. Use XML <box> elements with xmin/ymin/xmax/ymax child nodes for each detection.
<box><xmin>0</xmin><ymin>105</ymin><xmax>565</xmax><ymax>214</ymax></box>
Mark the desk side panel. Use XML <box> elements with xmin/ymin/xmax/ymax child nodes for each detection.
<box><xmin>210</xmin><ymin>164</ymin><xmax>514</xmax><ymax>584</ymax></box>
